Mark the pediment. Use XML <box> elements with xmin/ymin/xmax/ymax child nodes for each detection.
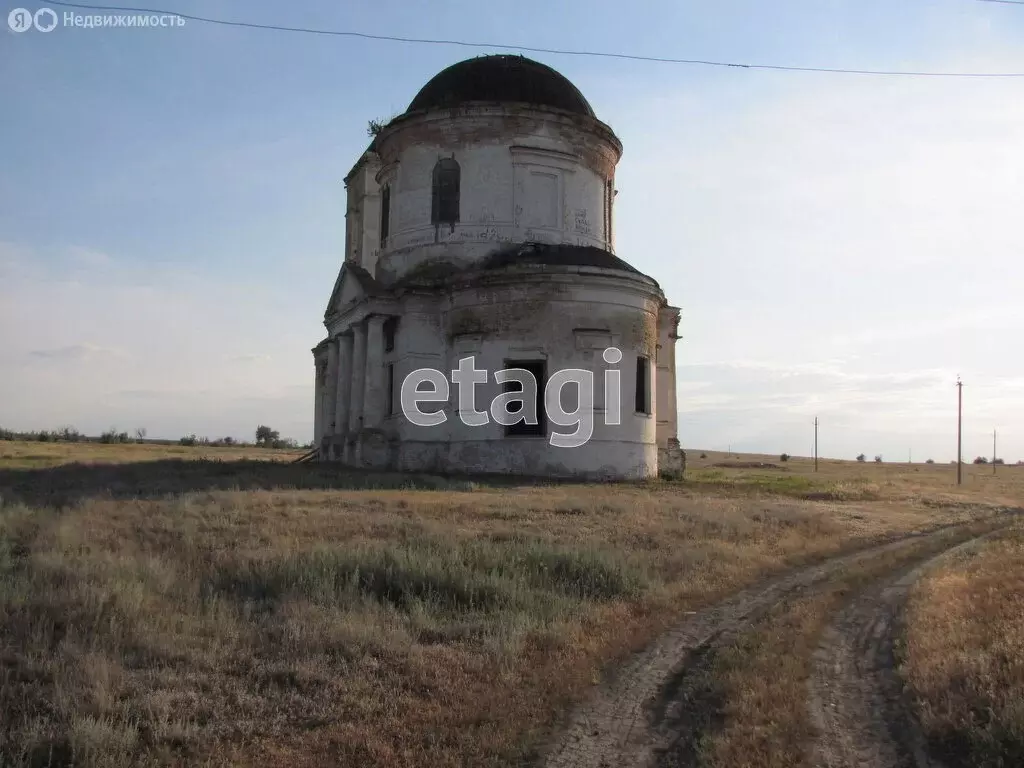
<box><xmin>325</xmin><ymin>262</ymin><xmax>382</xmax><ymax>319</ymax></box>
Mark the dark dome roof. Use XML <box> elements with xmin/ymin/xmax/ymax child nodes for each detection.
<box><xmin>406</xmin><ymin>55</ymin><xmax>596</xmax><ymax>117</ymax></box>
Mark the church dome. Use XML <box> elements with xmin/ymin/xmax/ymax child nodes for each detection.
<box><xmin>406</xmin><ymin>55</ymin><xmax>596</xmax><ymax>118</ymax></box>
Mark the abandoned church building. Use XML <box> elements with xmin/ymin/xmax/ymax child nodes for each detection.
<box><xmin>312</xmin><ymin>55</ymin><xmax>683</xmax><ymax>479</ymax></box>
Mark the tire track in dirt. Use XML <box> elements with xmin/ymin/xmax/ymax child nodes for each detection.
<box><xmin>807</xmin><ymin>531</ymin><xmax>1006</xmax><ymax>768</ymax></box>
<box><xmin>539</xmin><ymin>520</ymin><xmax>1010</xmax><ymax>768</ymax></box>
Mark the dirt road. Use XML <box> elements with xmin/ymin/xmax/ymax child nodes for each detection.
<box><xmin>540</xmin><ymin>515</ymin><xmax>1017</xmax><ymax>768</ymax></box>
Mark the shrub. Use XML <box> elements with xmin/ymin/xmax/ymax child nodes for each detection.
<box><xmin>973</xmin><ymin>456</ymin><xmax>989</xmax><ymax>464</ymax></box>
<box><xmin>856</xmin><ymin>453</ymin><xmax>866</xmax><ymax>462</ymax></box>
<box><xmin>179</xmin><ymin>434</ymin><xmax>198</xmax><ymax>447</ymax></box>
<box><xmin>699</xmin><ymin>452</ymin><xmax>707</xmax><ymax>459</ymax></box>
<box><xmin>100</xmin><ymin>428</ymin><xmax>131</xmax><ymax>444</ymax></box>
<box><xmin>366</xmin><ymin>114</ymin><xmax>398</xmax><ymax>138</ymax></box>
<box><xmin>779</xmin><ymin>453</ymin><xmax>790</xmax><ymax>462</ymax></box>
<box><xmin>925</xmin><ymin>458</ymin><xmax>935</xmax><ymax>464</ymax></box>
<box><xmin>874</xmin><ymin>455</ymin><xmax>883</xmax><ymax>463</ymax></box>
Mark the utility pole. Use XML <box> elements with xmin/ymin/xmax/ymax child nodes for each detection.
<box><xmin>956</xmin><ymin>377</ymin><xmax>963</xmax><ymax>486</ymax></box>
<box><xmin>814</xmin><ymin>417</ymin><xmax>818</xmax><ymax>472</ymax></box>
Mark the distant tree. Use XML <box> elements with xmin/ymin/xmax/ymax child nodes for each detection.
<box><xmin>973</xmin><ymin>456</ymin><xmax>989</xmax><ymax>464</ymax></box>
<box><xmin>993</xmin><ymin>458</ymin><xmax>1005</xmax><ymax>465</ymax></box>
<box><xmin>925</xmin><ymin>458</ymin><xmax>935</xmax><ymax>464</ymax></box>
<box><xmin>179</xmin><ymin>434</ymin><xmax>198</xmax><ymax>447</ymax></box>
<box><xmin>57</xmin><ymin>425</ymin><xmax>81</xmax><ymax>442</ymax></box>
<box><xmin>135</xmin><ymin>427</ymin><xmax>147</xmax><ymax>442</ymax></box>
<box><xmin>874</xmin><ymin>455</ymin><xmax>883</xmax><ymax>463</ymax></box>
<box><xmin>255</xmin><ymin>425</ymin><xmax>280</xmax><ymax>446</ymax></box>
<box><xmin>699</xmin><ymin>452</ymin><xmax>707</xmax><ymax>459</ymax></box>
<box><xmin>856</xmin><ymin>453</ymin><xmax>866</xmax><ymax>462</ymax></box>
<box><xmin>780</xmin><ymin>453</ymin><xmax>790</xmax><ymax>462</ymax></box>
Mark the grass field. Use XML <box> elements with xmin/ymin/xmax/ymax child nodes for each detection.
<box><xmin>0</xmin><ymin>440</ymin><xmax>307</xmax><ymax>470</ymax></box>
<box><xmin>902</xmin><ymin>524</ymin><xmax>1024</xmax><ymax>767</ymax></box>
<box><xmin>0</xmin><ymin>441</ymin><xmax>1020</xmax><ymax>766</ymax></box>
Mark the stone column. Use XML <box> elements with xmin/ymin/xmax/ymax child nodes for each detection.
<box><xmin>324</xmin><ymin>338</ymin><xmax>339</xmax><ymax>435</ymax></box>
<box><xmin>335</xmin><ymin>332</ymin><xmax>354</xmax><ymax>437</ymax></box>
<box><xmin>657</xmin><ymin>307</ymin><xmax>683</xmax><ymax>444</ymax></box>
<box><xmin>348</xmin><ymin>321</ymin><xmax>367</xmax><ymax>433</ymax></box>
<box><xmin>362</xmin><ymin>315</ymin><xmax>387</xmax><ymax>428</ymax></box>
<box><xmin>313</xmin><ymin>360</ymin><xmax>323</xmax><ymax>445</ymax></box>
<box><xmin>666</xmin><ymin>309</ymin><xmax>680</xmax><ymax>440</ymax></box>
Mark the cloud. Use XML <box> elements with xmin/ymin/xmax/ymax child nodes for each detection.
<box><xmin>28</xmin><ymin>343</ymin><xmax>125</xmax><ymax>361</ymax></box>
<box><xmin>0</xmin><ymin>244</ymin><xmax>315</xmax><ymax>441</ymax></box>
<box><xmin>601</xmin><ymin>45</ymin><xmax>1024</xmax><ymax>462</ymax></box>
<box><xmin>64</xmin><ymin>246</ymin><xmax>112</xmax><ymax>268</ymax></box>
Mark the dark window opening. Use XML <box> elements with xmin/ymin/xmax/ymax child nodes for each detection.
<box><xmin>431</xmin><ymin>157</ymin><xmax>460</xmax><ymax>226</ymax></box>
<box><xmin>383</xmin><ymin>316</ymin><xmax>398</xmax><ymax>353</ymax></box>
<box><xmin>605</xmin><ymin>180</ymin><xmax>612</xmax><ymax>244</ymax></box>
<box><xmin>380</xmin><ymin>185</ymin><xmax>391</xmax><ymax>248</ymax></box>
<box><xmin>635</xmin><ymin>356</ymin><xmax>651</xmax><ymax>414</ymax></box>
<box><xmin>504</xmin><ymin>360</ymin><xmax>546</xmax><ymax>437</ymax></box>
<box><xmin>602</xmin><ymin>180</ymin><xmax>610</xmax><ymax>243</ymax></box>
<box><xmin>386</xmin><ymin>363</ymin><xmax>395</xmax><ymax>416</ymax></box>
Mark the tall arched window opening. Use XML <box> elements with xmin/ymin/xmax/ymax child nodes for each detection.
<box><xmin>431</xmin><ymin>157</ymin><xmax>460</xmax><ymax>226</ymax></box>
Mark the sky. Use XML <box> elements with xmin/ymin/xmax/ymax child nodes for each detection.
<box><xmin>1</xmin><ymin>0</ymin><xmax>1023</xmax><ymax>462</ymax></box>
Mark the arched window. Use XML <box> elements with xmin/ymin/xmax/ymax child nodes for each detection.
<box><xmin>431</xmin><ymin>157</ymin><xmax>460</xmax><ymax>226</ymax></box>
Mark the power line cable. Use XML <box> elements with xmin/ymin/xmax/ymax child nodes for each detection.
<box><xmin>43</xmin><ymin>0</ymin><xmax>1024</xmax><ymax>78</ymax></box>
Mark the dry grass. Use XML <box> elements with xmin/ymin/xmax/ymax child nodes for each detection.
<box><xmin>688</xmin><ymin>450</ymin><xmax>1024</xmax><ymax>509</ymax></box>
<box><xmin>0</xmin><ymin>442</ymin><xmax>1016</xmax><ymax>767</ymax></box>
<box><xmin>901</xmin><ymin>524</ymin><xmax>1024</xmax><ymax>767</ymax></box>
